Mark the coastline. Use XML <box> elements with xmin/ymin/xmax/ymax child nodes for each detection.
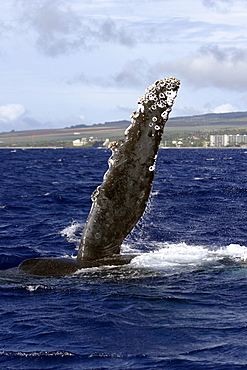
<box><xmin>0</xmin><ymin>146</ymin><xmax>65</xmax><ymax>149</ymax></box>
<box><xmin>1</xmin><ymin>146</ymin><xmax>247</xmax><ymax>150</ymax></box>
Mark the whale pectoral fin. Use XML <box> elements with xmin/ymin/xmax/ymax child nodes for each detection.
<box><xmin>19</xmin><ymin>258</ymin><xmax>81</xmax><ymax>276</ymax></box>
<box><xmin>18</xmin><ymin>254</ymin><xmax>135</xmax><ymax>276</ymax></box>
<box><xmin>78</xmin><ymin>77</ymin><xmax>180</xmax><ymax>262</ymax></box>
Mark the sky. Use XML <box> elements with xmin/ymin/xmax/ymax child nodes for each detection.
<box><xmin>1</xmin><ymin>0</ymin><xmax>247</xmax><ymax>132</ymax></box>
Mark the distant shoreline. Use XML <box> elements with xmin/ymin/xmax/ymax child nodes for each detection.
<box><xmin>0</xmin><ymin>146</ymin><xmax>246</xmax><ymax>150</ymax></box>
<box><xmin>0</xmin><ymin>146</ymin><xmax>65</xmax><ymax>149</ymax></box>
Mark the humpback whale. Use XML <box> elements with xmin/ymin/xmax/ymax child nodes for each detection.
<box><xmin>19</xmin><ymin>77</ymin><xmax>180</xmax><ymax>275</ymax></box>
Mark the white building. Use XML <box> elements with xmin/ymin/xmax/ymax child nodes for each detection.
<box><xmin>73</xmin><ymin>138</ymin><xmax>87</xmax><ymax>146</ymax></box>
<box><xmin>210</xmin><ymin>134</ymin><xmax>247</xmax><ymax>147</ymax></box>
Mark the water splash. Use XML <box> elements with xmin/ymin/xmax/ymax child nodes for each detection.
<box><xmin>128</xmin><ymin>242</ymin><xmax>247</xmax><ymax>270</ymax></box>
<box><xmin>60</xmin><ymin>221</ymin><xmax>84</xmax><ymax>248</ymax></box>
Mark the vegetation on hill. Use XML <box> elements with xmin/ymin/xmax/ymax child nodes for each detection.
<box><xmin>1</xmin><ymin>112</ymin><xmax>247</xmax><ymax>148</ymax></box>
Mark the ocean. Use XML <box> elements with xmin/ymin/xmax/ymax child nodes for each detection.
<box><xmin>0</xmin><ymin>148</ymin><xmax>247</xmax><ymax>369</ymax></box>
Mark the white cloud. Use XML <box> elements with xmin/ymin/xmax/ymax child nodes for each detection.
<box><xmin>0</xmin><ymin>104</ymin><xmax>25</xmax><ymax>123</ymax></box>
<box><xmin>68</xmin><ymin>44</ymin><xmax>247</xmax><ymax>93</ymax></box>
<box><xmin>155</xmin><ymin>45</ymin><xmax>247</xmax><ymax>92</ymax></box>
<box><xmin>202</xmin><ymin>0</ymin><xmax>247</xmax><ymax>10</ymax></box>
<box><xmin>113</xmin><ymin>59</ymin><xmax>150</xmax><ymax>87</ymax></box>
<box><xmin>213</xmin><ymin>103</ymin><xmax>236</xmax><ymax>113</ymax></box>
<box><xmin>67</xmin><ymin>58</ymin><xmax>150</xmax><ymax>88</ymax></box>
<box><xmin>17</xmin><ymin>0</ymin><xmax>135</xmax><ymax>56</ymax></box>
<box><xmin>203</xmin><ymin>0</ymin><xmax>231</xmax><ymax>9</ymax></box>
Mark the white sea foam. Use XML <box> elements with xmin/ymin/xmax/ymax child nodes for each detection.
<box><xmin>0</xmin><ymin>350</ymin><xmax>74</xmax><ymax>357</ymax></box>
<box><xmin>24</xmin><ymin>285</ymin><xmax>52</xmax><ymax>292</ymax></box>
<box><xmin>60</xmin><ymin>223</ymin><xmax>247</xmax><ymax>273</ymax></box>
<box><xmin>151</xmin><ymin>190</ymin><xmax>159</xmax><ymax>196</ymax></box>
<box><xmin>60</xmin><ymin>220</ymin><xmax>84</xmax><ymax>247</ymax></box>
<box><xmin>129</xmin><ymin>242</ymin><xmax>247</xmax><ymax>270</ymax></box>
<box><xmin>121</xmin><ymin>243</ymin><xmax>142</xmax><ymax>255</ymax></box>
<box><xmin>26</xmin><ymin>285</ymin><xmax>39</xmax><ymax>292</ymax></box>
<box><xmin>70</xmin><ymin>242</ymin><xmax>247</xmax><ymax>276</ymax></box>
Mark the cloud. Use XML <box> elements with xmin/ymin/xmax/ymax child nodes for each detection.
<box><xmin>154</xmin><ymin>45</ymin><xmax>247</xmax><ymax>92</ymax></box>
<box><xmin>0</xmin><ymin>20</ymin><xmax>10</xmax><ymax>36</ymax></box>
<box><xmin>68</xmin><ymin>45</ymin><xmax>247</xmax><ymax>92</ymax></box>
<box><xmin>94</xmin><ymin>18</ymin><xmax>134</xmax><ymax>46</ymax></box>
<box><xmin>67</xmin><ymin>58</ymin><xmax>151</xmax><ymax>88</ymax></box>
<box><xmin>202</xmin><ymin>0</ymin><xmax>247</xmax><ymax>11</ymax></box>
<box><xmin>113</xmin><ymin>59</ymin><xmax>150</xmax><ymax>87</ymax></box>
<box><xmin>202</xmin><ymin>0</ymin><xmax>230</xmax><ymax>7</ymax></box>
<box><xmin>0</xmin><ymin>104</ymin><xmax>25</xmax><ymax>123</ymax></box>
<box><xmin>17</xmin><ymin>0</ymin><xmax>134</xmax><ymax>56</ymax></box>
<box><xmin>67</xmin><ymin>72</ymin><xmax>110</xmax><ymax>87</ymax></box>
<box><xmin>213</xmin><ymin>103</ymin><xmax>237</xmax><ymax>113</ymax></box>
<box><xmin>202</xmin><ymin>0</ymin><xmax>235</xmax><ymax>8</ymax></box>
<box><xmin>0</xmin><ymin>15</ymin><xmax>15</xmax><ymax>54</ymax></box>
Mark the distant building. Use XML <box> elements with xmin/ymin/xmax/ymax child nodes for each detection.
<box><xmin>210</xmin><ymin>134</ymin><xmax>247</xmax><ymax>147</ymax></box>
<box><xmin>73</xmin><ymin>138</ymin><xmax>87</xmax><ymax>146</ymax></box>
<box><xmin>103</xmin><ymin>138</ymin><xmax>110</xmax><ymax>147</ymax></box>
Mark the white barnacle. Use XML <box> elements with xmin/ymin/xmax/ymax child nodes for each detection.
<box><xmin>159</xmin><ymin>93</ymin><xmax>165</xmax><ymax>99</ymax></box>
<box><xmin>149</xmin><ymin>165</ymin><xmax>155</xmax><ymax>171</ymax></box>
<box><xmin>161</xmin><ymin>111</ymin><xmax>169</xmax><ymax>120</ymax></box>
<box><xmin>155</xmin><ymin>125</ymin><xmax>160</xmax><ymax>130</ymax></box>
<box><xmin>91</xmin><ymin>186</ymin><xmax>100</xmax><ymax>202</ymax></box>
<box><xmin>149</xmin><ymin>122</ymin><xmax>153</xmax><ymax>127</ymax></box>
<box><xmin>137</xmin><ymin>102</ymin><xmax>145</xmax><ymax>113</ymax></box>
<box><xmin>157</xmin><ymin>102</ymin><xmax>165</xmax><ymax>108</ymax></box>
<box><xmin>149</xmin><ymin>85</ymin><xmax>156</xmax><ymax>92</ymax></box>
<box><xmin>108</xmin><ymin>157</ymin><xmax>115</xmax><ymax>166</ymax></box>
<box><xmin>151</xmin><ymin>104</ymin><xmax>157</xmax><ymax>110</ymax></box>
<box><xmin>152</xmin><ymin>116</ymin><xmax>157</xmax><ymax>122</ymax></box>
<box><xmin>131</xmin><ymin>111</ymin><xmax>140</xmax><ymax>119</ymax></box>
<box><xmin>124</xmin><ymin>125</ymin><xmax>131</xmax><ymax>136</ymax></box>
<box><xmin>167</xmin><ymin>98</ymin><xmax>174</xmax><ymax>106</ymax></box>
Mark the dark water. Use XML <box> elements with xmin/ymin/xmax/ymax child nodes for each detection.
<box><xmin>1</xmin><ymin>148</ymin><xmax>247</xmax><ymax>369</ymax></box>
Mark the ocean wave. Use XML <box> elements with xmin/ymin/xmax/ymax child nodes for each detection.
<box><xmin>20</xmin><ymin>284</ymin><xmax>54</xmax><ymax>292</ymax></box>
<box><xmin>0</xmin><ymin>350</ymin><xmax>75</xmax><ymax>358</ymax></box>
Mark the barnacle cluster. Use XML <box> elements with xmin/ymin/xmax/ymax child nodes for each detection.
<box><xmin>131</xmin><ymin>77</ymin><xmax>180</xmax><ymax>129</ymax></box>
<box><xmin>103</xmin><ymin>78</ymin><xmax>180</xmax><ymax>186</ymax></box>
<box><xmin>138</xmin><ymin>77</ymin><xmax>180</xmax><ymax>117</ymax></box>
<box><xmin>128</xmin><ymin>77</ymin><xmax>180</xmax><ymax>138</ymax></box>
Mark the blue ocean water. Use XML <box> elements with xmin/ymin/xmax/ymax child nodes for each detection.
<box><xmin>1</xmin><ymin>148</ymin><xmax>247</xmax><ymax>369</ymax></box>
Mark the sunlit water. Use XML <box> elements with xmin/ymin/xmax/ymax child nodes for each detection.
<box><xmin>1</xmin><ymin>148</ymin><xmax>247</xmax><ymax>369</ymax></box>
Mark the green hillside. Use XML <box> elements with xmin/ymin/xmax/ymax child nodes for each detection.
<box><xmin>0</xmin><ymin>121</ymin><xmax>129</xmax><ymax>147</ymax></box>
<box><xmin>1</xmin><ymin>112</ymin><xmax>247</xmax><ymax>147</ymax></box>
<box><xmin>166</xmin><ymin>111</ymin><xmax>247</xmax><ymax>132</ymax></box>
